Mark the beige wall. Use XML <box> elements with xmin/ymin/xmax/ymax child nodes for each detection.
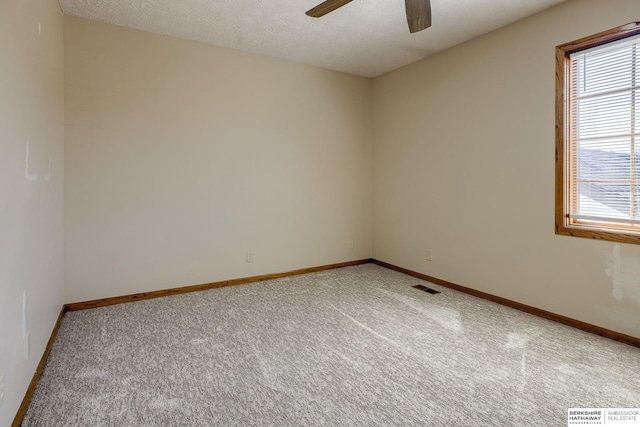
<box><xmin>0</xmin><ymin>0</ymin><xmax>64</xmax><ymax>423</ymax></box>
<box><xmin>373</xmin><ymin>0</ymin><xmax>640</xmax><ymax>338</ymax></box>
<box><xmin>64</xmin><ymin>16</ymin><xmax>373</xmax><ymax>303</ymax></box>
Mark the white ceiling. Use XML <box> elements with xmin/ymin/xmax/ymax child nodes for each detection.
<box><xmin>58</xmin><ymin>0</ymin><xmax>567</xmax><ymax>78</ymax></box>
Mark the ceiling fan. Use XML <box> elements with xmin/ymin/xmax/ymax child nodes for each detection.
<box><xmin>306</xmin><ymin>0</ymin><xmax>431</xmax><ymax>33</ymax></box>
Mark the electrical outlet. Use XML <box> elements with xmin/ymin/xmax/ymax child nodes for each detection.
<box><xmin>0</xmin><ymin>372</ymin><xmax>5</xmax><ymax>408</ymax></box>
<box><xmin>25</xmin><ymin>332</ymin><xmax>31</xmax><ymax>359</ymax></box>
<box><xmin>246</xmin><ymin>252</ymin><xmax>254</xmax><ymax>263</ymax></box>
<box><xmin>348</xmin><ymin>239</ymin><xmax>354</xmax><ymax>249</ymax></box>
<box><xmin>426</xmin><ymin>249</ymin><xmax>433</xmax><ymax>261</ymax></box>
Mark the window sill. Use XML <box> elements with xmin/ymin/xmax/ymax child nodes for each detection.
<box><xmin>555</xmin><ymin>223</ymin><xmax>640</xmax><ymax>245</ymax></box>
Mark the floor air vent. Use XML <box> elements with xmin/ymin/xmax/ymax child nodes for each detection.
<box><xmin>412</xmin><ymin>285</ymin><xmax>440</xmax><ymax>295</ymax></box>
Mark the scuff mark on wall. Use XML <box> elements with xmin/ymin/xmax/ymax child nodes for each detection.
<box><xmin>605</xmin><ymin>244</ymin><xmax>623</xmax><ymax>301</ymax></box>
<box><xmin>604</xmin><ymin>243</ymin><xmax>640</xmax><ymax>304</ymax></box>
<box><xmin>25</xmin><ymin>140</ymin><xmax>38</xmax><ymax>182</ymax></box>
<box><xmin>45</xmin><ymin>159</ymin><xmax>52</xmax><ymax>182</ymax></box>
<box><xmin>22</xmin><ymin>290</ymin><xmax>28</xmax><ymax>337</ymax></box>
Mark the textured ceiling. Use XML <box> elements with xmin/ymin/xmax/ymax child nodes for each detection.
<box><xmin>58</xmin><ymin>0</ymin><xmax>568</xmax><ymax>78</ymax></box>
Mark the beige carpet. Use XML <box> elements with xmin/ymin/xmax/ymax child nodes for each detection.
<box><xmin>23</xmin><ymin>264</ymin><xmax>640</xmax><ymax>426</ymax></box>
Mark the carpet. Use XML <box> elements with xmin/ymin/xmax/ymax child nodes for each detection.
<box><xmin>22</xmin><ymin>264</ymin><xmax>640</xmax><ymax>426</ymax></box>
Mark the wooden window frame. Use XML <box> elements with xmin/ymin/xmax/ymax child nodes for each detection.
<box><xmin>556</xmin><ymin>22</ymin><xmax>640</xmax><ymax>244</ymax></box>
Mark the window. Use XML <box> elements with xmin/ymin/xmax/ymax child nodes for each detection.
<box><xmin>556</xmin><ymin>23</ymin><xmax>640</xmax><ymax>244</ymax></box>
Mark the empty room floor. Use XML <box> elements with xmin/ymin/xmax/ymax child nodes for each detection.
<box><xmin>23</xmin><ymin>264</ymin><xmax>640</xmax><ymax>426</ymax></box>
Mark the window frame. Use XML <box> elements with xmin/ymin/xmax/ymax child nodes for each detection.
<box><xmin>556</xmin><ymin>22</ymin><xmax>640</xmax><ymax>244</ymax></box>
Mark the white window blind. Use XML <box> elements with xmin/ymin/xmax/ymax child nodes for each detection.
<box><xmin>568</xmin><ymin>34</ymin><xmax>640</xmax><ymax>228</ymax></box>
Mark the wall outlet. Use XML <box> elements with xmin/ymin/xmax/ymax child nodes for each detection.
<box><xmin>348</xmin><ymin>239</ymin><xmax>354</xmax><ymax>249</ymax></box>
<box><xmin>0</xmin><ymin>372</ymin><xmax>5</xmax><ymax>408</ymax></box>
<box><xmin>246</xmin><ymin>252</ymin><xmax>254</xmax><ymax>263</ymax></box>
<box><xmin>25</xmin><ymin>331</ymin><xmax>31</xmax><ymax>359</ymax></box>
<box><xmin>426</xmin><ymin>249</ymin><xmax>433</xmax><ymax>261</ymax></box>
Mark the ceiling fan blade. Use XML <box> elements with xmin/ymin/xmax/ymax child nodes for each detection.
<box><xmin>405</xmin><ymin>0</ymin><xmax>431</xmax><ymax>33</ymax></box>
<box><xmin>306</xmin><ymin>0</ymin><xmax>353</xmax><ymax>18</ymax></box>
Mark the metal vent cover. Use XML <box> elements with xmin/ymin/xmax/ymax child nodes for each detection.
<box><xmin>412</xmin><ymin>284</ymin><xmax>440</xmax><ymax>295</ymax></box>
